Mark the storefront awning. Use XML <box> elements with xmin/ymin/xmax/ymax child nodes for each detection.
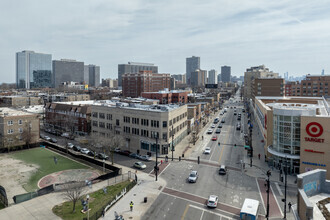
<box><xmin>267</xmin><ymin>146</ymin><xmax>300</xmax><ymax>159</ymax></box>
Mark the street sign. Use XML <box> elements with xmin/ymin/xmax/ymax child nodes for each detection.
<box><xmin>244</xmin><ymin>145</ymin><xmax>250</xmax><ymax>149</ymax></box>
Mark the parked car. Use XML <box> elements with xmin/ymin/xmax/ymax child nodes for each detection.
<box><xmin>204</xmin><ymin>147</ymin><xmax>211</xmax><ymax>154</ymax></box>
<box><xmin>215</xmin><ymin>128</ymin><xmax>221</xmax><ymax>134</ymax></box>
<box><xmin>80</xmin><ymin>148</ymin><xmax>90</xmax><ymax>155</ymax></box>
<box><xmin>73</xmin><ymin>145</ymin><xmax>82</xmax><ymax>152</ymax></box>
<box><xmin>67</xmin><ymin>143</ymin><xmax>74</xmax><ymax>149</ymax></box>
<box><xmin>50</xmin><ymin>138</ymin><xmax>57</xmax><ymax>143</ymax></box>
<box><xmin>114</xmin><ymin>148</ymin><xmax>121</xmax><ymax>153</ymax></box>
<box><xmin>217</xmin><ymin>124</ymin><xmax>222</xmax><ymax>128</ymax></box>
<box><xmin>61</xmin><ymin>133</ymin><xmax>69</xmax><ymax>138</ymax></box>
<box><xmin>219</xmin><ymin>165</ymin><xmax>227</xmax><ymax>175</ymax></box>
<box><xmin>207</xmin><ymin>195</ymin><xmax>219</xmax><ymax>208</ymax></box>
<box><xmin>98</xmin><ymin>153</ymin><xmax>109</xmax><ymax>160</ymax></box>
<box><xmin>134</xmin><ymin>161</ymin><xmax>146</xmax><ymax>169</ymax></box>
<box><xmin>40</xmin><ymin>134</ymin><xmax>45</xmax><ymax>139</ymax></box>
<box><xmin>188</xmin><ymin>171</ymin><xmax>198</xmax><ymax>183</ymax></box>
<box><xmin>242</xmin><ymin>109</ymin><xmax>245</xmax><ymax>112</ymax></box>
<box><xmin>140</xmin><ymin>155</ymin><xmax>151</xmax><ymax>161</ymax></box>
<box><xmin>88</xmin><ymin>150</ymin><xmax>96</xmax><ymax>157</ymax></box>
<box><xmin>119</xmin><ymin>150</ymin><xmax>131</xmax><ymax>156</ymax></box>
<box><xmin>129</xmin><ymin>153</ymin><xmax>140</xmax><ymax>159</ymax></box>
<box><xmin>207</xmin><ymin>129</ymin><xmax>213</xmax><ymax>134</ymax></box>
<box><xmin>212</xmin><ymin>136</ymin><xmax>217</xmax><ymax>141</ymax></box>
<box><xmin>44</xmin><ymin>136</ymin><xmax>51</xmax><ymax>141</ymax></box>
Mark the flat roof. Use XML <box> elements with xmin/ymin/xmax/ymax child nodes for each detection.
<box><xmin>309</xmin><ymin>193</ymin><xmax>330</xmax><ymax>220</ymax></box>
<box><xmin>0</xmin><ymin>108</ymin><xmax>35</xmax><ymax>116</ymax></box>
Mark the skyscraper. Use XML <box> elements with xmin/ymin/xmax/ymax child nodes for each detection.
<box><xmin>208</xmin><ymin>69</ymin><xmax>217</xmax><ymax>84</ymax></box>
<box><xmin>84</xmin><ymin>64</ymin><xmax>100</xmax><ymax>87</ymax></box>
<box><xmin>186</xmin><ymin>56</ymin><xmax>200</xmax><ymax>85</ymax></box>
<box><xmin>16</xmin><ymin>50</ymin><xmax>52</xmax><ymax>89</ymax></box>
<box><xmin>52</xmin><ymin>59</ymin><xmax>84</xmax><ymax>88</ymax></box>
<box><xmin>221</xmin><ymin>66</ymin><xmax>231</xmax><ymax>83</ymax></box>
<box><xmin>190</xmin><ymin>69</ymin><xmax>206</xmax><ymax>86</ymax></box>
<box><xmin>118</xmin><ymin>62</ymin><xmax>158</xmax><ymax>87</ymax></box>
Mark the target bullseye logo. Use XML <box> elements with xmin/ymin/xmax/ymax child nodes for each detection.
<box><xmin>306</xmin><ymin>122</ymin><xmax>323</xmax><ymax>137</ymax></box>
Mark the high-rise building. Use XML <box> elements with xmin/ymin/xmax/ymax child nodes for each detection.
<box><xmin>122</xmin><ymin>71</ymin><xmax>171</xmax><ymax>98</ymax></box>
<box><xmin>171</xmin><ymin>74</ymin><xmax>186</xmax><ymax>84</ymax></box>
<box><xmin>16</xmin><ymin>50</ymin><xmax>52</xmax><ymax>89</ymax></box>
<box><xmin>208</xmin><ymin>69</ymin><xmax>217</xmax><ymax>84</ymax></box>
<box><xmin>52</xmin><ymin>59</ymin><xmax>84</xmax><ymax>88</ymax></box>
<box><xmin>190</xmin><ymin>69</ymin><xmax>206</xmax><ymax>87</ymax></box>
<box><xmin>32</xmin><ymin>70</ymin><xmax>52</xmax><ymax>88</ymax></box>
<box><xmin>244</xmin><ymin>65</ymin><xmax>279</xmax><ymax>100</ymax></box>
<box><xmin>186</xmin><ymin>56</ymin><xmax>200</xmax><ymax>85</ymax></box>
<box><xmin>102</xmin><ymin>78</ymin><xmax>118</xmax><ymax>88</ymax></box>
<box><xmin>84</xmin><ymin>64</ymin><xmax>100</xmax><ymax>87</ymax></box>
<box><xmin>118</xmin><ymin>62</ymin><xmax>158</xmax><ymax>87</ymax></box>
<box><xmin>217</xmin><ymin>74</ymin><xmax>221</xmax><ymax>83</ymax></box>
<box><xmin>221</xmin><ymin>66</ymin><xmax>231</xmax><ymax>83</ymax></box>
<box><xmin>252</xmin><ymin>78</ymin><xmax>284</xmax><ymax>102</ymax></box>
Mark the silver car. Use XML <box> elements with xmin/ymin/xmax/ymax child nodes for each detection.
<box><xmin>188</xmin><ymin>171</ymin><xmax>198</xmax><ymax>183</ymax></box>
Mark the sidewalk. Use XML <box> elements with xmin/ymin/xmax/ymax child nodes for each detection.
<box><xmin>103</xmin><ymin>172</ymin><xmax>166</xmax><ymax>220</ymax></box>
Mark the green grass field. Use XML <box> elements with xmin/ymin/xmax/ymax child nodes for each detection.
<box><xmin>10</xmin><ymin>147</ymin><xmax>88</xmax><ymax>192</ymax></box>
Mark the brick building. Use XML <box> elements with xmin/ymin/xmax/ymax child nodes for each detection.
<box><xmin>252</xmin><ymin>78</ymin><xmax>284</xmax><ymax>102</ymax></box>
<box><xmin>122</xmin><ymin>71</ymin><xmax>171</xmax><ymax>98</ymax></box>
<box><xmin>141</xmin><ymin>89</ymin><xmax>190</xmax><ymax>104</ymax></box>
<box><xmin>291</xmin><ymin>75</ymin><xmax>330</xmax><ymax>97</ymax></box>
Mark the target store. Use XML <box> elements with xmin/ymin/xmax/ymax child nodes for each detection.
<box><xmin>254</xmin><ymin>96</ymin><xmax>330</xmax><ymax>178</ymax></box>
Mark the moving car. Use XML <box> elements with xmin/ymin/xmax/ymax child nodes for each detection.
<box><xmin>140</xmin><ymin>155</ymin><xmax>152</xmax><ymax>161</ymax></box>
<box><xmin>212</xmin><ymin>136</ymin><xmax>217</xmax><ymax>141</ymax></box>
<box><xmin>236</xmin><ymin>123</ymin><xmax>241</xmax><ymax>130</ymax></box>
<box><xmin>211</xmin><ymin>124</ymin><xmax>216</xmax><ymax>128</ymax></box>
<box><xmin>188</xmin><ymin>171</ymin><xmax>198</xmax><ymax>183</ymax></box>
<box><xmin>134</xmin><ymin>161</ymin><xmax>146</xmax><ymax>169</ymax></box>
<box><xmin>207</xmin><ymin>129</ymin><xmax>213</xmax><ymax>134</ymax></box>
<box><xmin>242</xmin><ymin>109</ymin><xmax>245</xmax><ymax>112</ymax></box>
<box><xmin>80</xmin><ymin>148</ymin><xmax>90</xmax><ymax>155</ymax></box>
<box><xmin>219</xmin><ymin>165</ymin><xmax>227</xmax><ymax>175</ymax></box>
<box><xmin>215</xmin><ymin>128</ymin><xmax>221</xmax><ymax>134</ymax></box>
<box><xmin>207</xmin><ymin>195</ymin><xmax>219</xmax><ymax>208</ymax></box>
<box><xmin>217</xmin><ymin>124</ymin><xmax>222</xmax><ymax>128</ymax></box>
<box><xmin>221</xmin><ymin>118</ymin><xmax>225</xmax><ymax>123</ymax></box>
<box><xmin>204</xmin><ymin>147</ymin><xmax>211</xmax><ymax>154</ymax></box>
<box><xmin>98</xmin><ymin>153</ymin><xmax>109</xmax><ymax>160</ymax></box>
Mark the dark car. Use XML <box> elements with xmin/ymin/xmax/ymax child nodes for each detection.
<box><xmin>98</xmin><ymin>153</ymin><xmax>109</xmax><ymax>160</ymax></box>
<box><xmin>119</xmin><ymin>150</ymin><xmax>131</xmax><ymax>156</ymax></box>
<box><xmin>129</xmin><ymin>153</ymin><xmax>140</xmax><ymax>159</ymax></box>
<box><xmin>218</xmin><ymin>124</ymin><xmax>222</xmax><ymax>128</ymax></box>
<box><xmin>88</xmin><ymin>150</ymin><xmax>96</xmax><ymax>157</ymax></box>
<box><xmin>73</xmin><ymin>145</ymin><xmax>82</xmax><ymax>152</ymax></box>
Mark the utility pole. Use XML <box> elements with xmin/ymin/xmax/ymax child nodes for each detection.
<box><xmin>171</xmin><ymin>125</ymin><xmax>174</xmax><ymax>161</ymax></box>
<box><xmin>283</xmin><ymin>157</ymin><xmax>288</xmax><ymax>219</ymax></box>
<box><xmin>266</xmin><ymin>170</ymin><xmax>271</xmax><ymax>220</ymax></box>
<box><xmin>155</xmin><ymin>136</ymin><xmax>158</xmax><ymax>181</ymax></box>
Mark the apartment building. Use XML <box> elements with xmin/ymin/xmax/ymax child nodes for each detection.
<box><xmin>252</xmin><ymin>78</ymin><xmax>284</xmax><ymax>102</ymax></box>
<box><xmin>0</xmin><ymin>96</ymin><xmax>42</xmax><ymax>107</ymax></box>
<box><xmin>91</xmin><ymin>102</ymin><xmax>188</xmax><ymax>155</ymax></box>
<box><xmin>291</xmin><ymin>75</ymin><xmax>330</xmax><ymax>97</ymax></box>
<box><xmin>141</xmin><ymin>89</ymin><xmax>191</xmax><ymax>104</ymax></box>
<box><xmin>0</xmin><ymin>108</ymin><xmax>40</xmax><ymax>151</ymax></box>
<box><xmin>118</xmin><ymin>62</ymin><xmax>158</xmax><ymax>87</ymax></box>
<box><xmin>285</xmin><ymin>81</ymin><xmax>295</xmax><ymax>96</ymax></box>
<box><xmin>122</xmin><ymin>71</ymin><xmax>171</xmax><ymax>98</ymax></box>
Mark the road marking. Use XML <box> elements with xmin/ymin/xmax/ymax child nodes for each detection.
<box><xmin>159</xmin><ymin>162</ymin><xmax>171</xmax><ymax>176</ymax></box>
<box><xmin>199</xmin><ymin>210</ymin><xmax>204</xmax><ymax>220</ymax></box>
<box><xmin>275</xmin><ymin>182</ymin><xmax>283</xmax><ymax>196</ymax></box>
<box><xmin>181</xmin><ymin>204</ymin><xmax>190</xmax><ymax>220</ymax></box>
<box><xmin>256</xmin><ymin>178</ymin><xmax>266</xmax><ymax>214</ymax></box>
<box><xmin>189</xmin><ymin>204</ymin><xmax>236</xmax><ymax>219</ymax></box>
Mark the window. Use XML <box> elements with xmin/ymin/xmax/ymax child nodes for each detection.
<box><xmin>106</xmin><ymin>114</ymin><xmax>112</xmax><ymax>120</ymax></box>
<box><xmin>92</xmin><ymin>121</ymin><xmax>98</xmax><ymax>127</ymax></box>
<box><xmin>163</xmin><ymin>121</ymin><xmax>167</xmax><ymax>128</ymax></box>
<box><xmin>163</xmin><ymin>132</ymin><xmax>167</xmax><ymax>140</ymax></box>
<box><xmin>151</xmin><ymin>120</ymin><xmax>159</xmax><ymax>128</ymax></box>
<box><xmin>116</xmin><ymin>119</ymin><xmax>120</xmax><ymax>126</ymax></box>
<box><xmin>99</xmin><ymin>122</ymin><xmax>105</xmax><ymax>128</ymax></box>
<box><xmin>7</xmin><ymin>129</ymin><xmax>14</xmax><ymax>134</ymax></box>
<box><xmin>7</xmin><ymin>121</ymin><xmax>13</xmax><ymax>126</ymax></box>
<box><xmin>150</xmin><ymin>144</ymin><xmax>160</xmax><ymax>152</ymax></box>
<box><xmin>132</xmin><ymin>118</ymin><xmax>139</xmax><ymax>124</ymax></box>
<box><xmin>151</xmin><ymin>131</ymin><xmax>159</xmax><ymax>138</ymax></box>
<box><xmin>124</xmin><ymin>126</ymin><xmax>130</xmax><ymax>133</ymax></box>
<box><xmin>141</xmin><ymin>142</ymin><xmax>149</xmax><ymax>150</ymax></box>
<box><xmin>106</xmin><ymin>123</ymin><xmax>113</xmax><ymax>130</ymax></box>
<box><xmin>99</xmin><ymin>113</ymin><xmax>105</xmax><ymax>119</ymax></box>
<box><xmin>18</xmin><ymin>119</ymin><xmax>23</xmax><ymax>125</ymax></box>
<box><xmin>92</xmin><ymin>112</ymin><xmax>98</xmax><ymax>118</ymax></box>
<box><xmin>19</xmin><ymin>128</ymin><xmax>23</xmax><ymax>133</ymax></box>
<box><xmin>123</xmin><ymin>116</ymin><xmax>130</xmax><ymax>123</ymax></box>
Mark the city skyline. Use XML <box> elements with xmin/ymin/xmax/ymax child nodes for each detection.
<box><xmin>1</xmin><ymin>0</ymin><xmax>330</xmax><ymax>83</ymax></box>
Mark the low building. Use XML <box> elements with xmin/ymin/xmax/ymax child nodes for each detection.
<box><xmin>91</xmin><ymin>102</ymin><xmax>188</xmax><ymax>155</ymax></box>
<box><xmin>44</xmin><ymin>101</ymin><xmax>92</xmax><ymax>135</ymax></box>
<box><xmin>0</xmin><ymin>96</ymin><xmax>42</xmax><ymax>107</ymax></box>
<box><xmin>42</xmin><ymin>93</ymin><xmax>90</xmax><ymax>103</ymax></box>
<box><xmin>291</xmin><ymin>75</ymin><xmax>330</xmax><ymax>97</ymax></box>
<box><xmin>0</xmin><ymin>108</ymin><xmax>40</xmax><ymax>151</ymax></box>
<box><xmin>141</xmin><ymin>89</ymin><xmax>191</xmax><ymax>104</ymax></box>
<box><xmin>297</xmin><ymin>169</ymin><xmax>330</xmax><ymax>220</ymax></box>
<box><xmin>253</xmin><ymin>96</ymin><xmax>330</xmax><ymax>177</ymax></box>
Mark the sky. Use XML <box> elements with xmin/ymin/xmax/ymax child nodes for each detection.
<box><xmin>1</xmin><ymin>0</ymin><xmax>330</xmax><ymax>83</ymax></box>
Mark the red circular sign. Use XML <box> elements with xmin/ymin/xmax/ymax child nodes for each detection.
<box><xmin>306</xmin><ymin>122</ymin><xmax>323</xmax><ymax>137</ymax></box>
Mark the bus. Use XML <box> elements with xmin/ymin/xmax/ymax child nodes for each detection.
<box><xmin>240</xmin><ymin>198</ymin><xmax>260</xmax><ymax>220</ymax></box>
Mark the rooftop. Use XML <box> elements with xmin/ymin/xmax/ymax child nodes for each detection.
<box><xmin>0</xmin><ymin>108</ymin><xmax>35</xmax><ymax>117</ymax></box>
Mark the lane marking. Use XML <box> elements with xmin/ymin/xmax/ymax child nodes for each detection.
<box><xmin>275</xmin><ymin>182</ymin><xmax>283</xmax><ymax>196</ymax></box>
<box><xmin>190</xmin><ymin>204</ymin><xmax>236</xmax><ymax>219</ymax></box>
<box><xmin>181</xmin><ymin>203</ymin><xmax>190</xmax><ymax>220</ymax></box>
<box><xmin>199</xmin><ymin>209</ymin><xmax>204</xmax><ymax>220</ymax></box>
<box><xmin>256</xmin><ymin>178</ymin><xmax>266</xmax><ymax>214</ymax></box>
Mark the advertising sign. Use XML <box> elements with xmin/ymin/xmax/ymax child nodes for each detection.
<box><xmin>304</xmin><ymin>122</ymin><xmax>324</xmax><ymax>143</ymax></box>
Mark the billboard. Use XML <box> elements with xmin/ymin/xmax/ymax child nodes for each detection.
<box><xmin>205</xmin><ymin>84</ymin><xmax>218</xmax><ymax>89</ymax></box>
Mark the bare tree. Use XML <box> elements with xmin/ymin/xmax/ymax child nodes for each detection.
<box><xmin>62</xmin><ymin>181</ymin><xmax>86</xmax><ymax>213</ymax></box>
<box><xmin>21</xmin><ymin>122</ymin><xmax>35</xmax><ymax>149</ymax></box>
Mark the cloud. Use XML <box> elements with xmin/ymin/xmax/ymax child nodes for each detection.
<box><xmin>1</xmin><ymin>0</ymin><xmax>330</xmax><ymax>82</ymax></box>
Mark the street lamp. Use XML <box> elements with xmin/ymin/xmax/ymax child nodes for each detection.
<box><xmin>266</xmin><ymin>170</ymin><xmax>271</xmax><ymax>220</ymax></box>
<box><xmin>171</xmin><ymin>125</ymin><xmax>174</xmax><ymax>161</ymax></box>
<box><xmin>155</xmin><ymin>135</ymin><xmax>159</xmax><ymax>181</ymax></box>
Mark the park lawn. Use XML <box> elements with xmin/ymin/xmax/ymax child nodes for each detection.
<box><xmin>10</xmin><ymin>147</ymin><xmax>88</xmax><ymax>192</ymax></box>
<box><xmin>53</xmin><ymin>180</ymin><xmax>133</xmax><ymax>220</ymax></box>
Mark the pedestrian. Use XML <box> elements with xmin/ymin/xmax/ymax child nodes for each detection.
<box><xmin>130</xmin><ymin>201</ymin><xmax>134</xmax><ymax>211</ymax></box>
<box><xmin>288</xmin><ymin>202</ymin><xmax>292</xmax><ymax>212</ymax></box>
<box><xmin>202</xmin><ymin>135</ymin><xmax>204</xmax><ymax>140</ymax></box>
<box><xmin>102</xmin><ymin>209</ymin><xmax>105</xmax><ymax>217</ymax></box>
<box><xmin>258</xmin><ymin>154</ymin><xmax>261</xmax><ymax>160</ymax></box>
<box><xmin>135</xmin><ymin>173</ymin><xmax>138</xmax><ymax>183</ymax></box>
<box><xmin>54</xmin><ymin>156</ymin><xmax>57</xmax><ymax>165</ymax></box>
